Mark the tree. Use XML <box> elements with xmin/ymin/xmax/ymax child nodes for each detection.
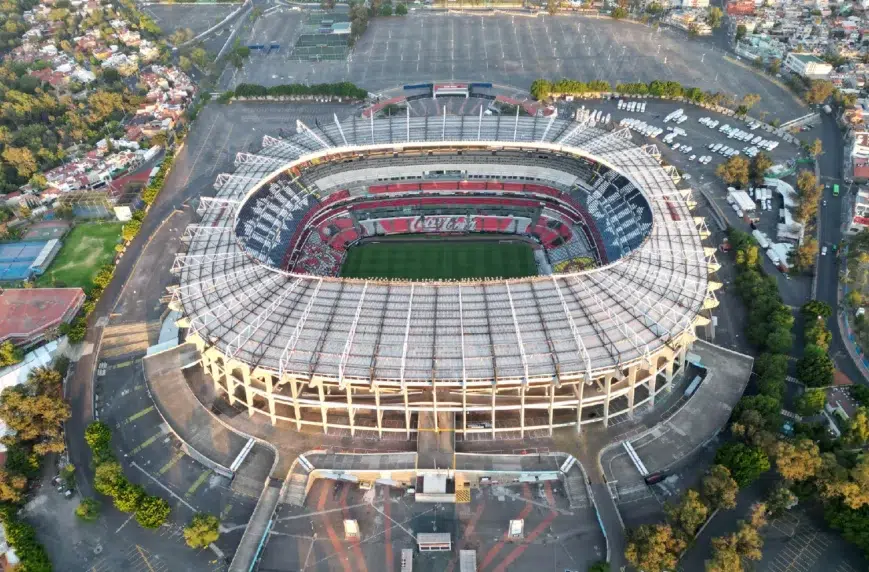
<box><xmin>320</xmin><ymin>0</ymin><xmax>335</xmax><ymax>8</ymax></box>
<box><xmin>588</xmin><ymin>562</ymin><xmax>610</xmax><ymax>572</ymax></box>
<box><xmin>715</xmin><ymin>442</ymin><xmax>770</xmax><ymax>487</ymax></box>
<box><xmin>114</xmin><ymin>482</ymin><xmax>145</xmax><ymax>513</ymax></box>
<box><xmin>741</xmin><ymin>93</ymin><xmax>761</xmax><ymax>111</ymax></box>
<box><xmin>93</xmin><ymin>461</ymin><xmax>126</xmax><ymax>497</ymax></box>
<box><xmin>766</xmin><ymin>485</ymin><xmax>797</xmax><ymax>516</ymax></box>
<box><xmin>703</xmin><ymin>465</ymin><xmax>739</xmax><ymax>510</ymax></box>
<box><xmin>179</xmin><ymin>55</ymin><xmax>192</xmax><ymax>72</ymax></box>
<box><xmin>716</xmin><ymin>155</ymin><xmax>750</xmax><ymax>187</ymax></box>
<box><xmin>85</xmin><ymin>421</ymin><xmax>112</xmax><ymax>452</ymax></box>
<box><xmin>765</xmin><ymin>328</ymin><xmax>793</xmax><ymax>354</ymax></box>
<box><xmin>796</xmin><ymin>388</ymin><xmax>827</xmax><ymax>416</ymax></box>
<box><xmin>794</xmin><ymin>238</ymin><xmax>819</xmax><ymax>271</ymax></box>
<box><xmin>847</xmin><ymin>407</ymin><xmax>869</xmax><ymax>446</ymax></box>
<box><xmin>136</xmin><ymin>495</ymin><xmax>171</xmax><ymax>529</ymax></box>
<box><xmin>86</xmin><ymin>90</ymin><xmax>125</xmax><ymax>125</ymax></box>
<box><xmin>666</xmin><ymin>489</ymin><xmax>709</xmax><ymax>538</ymax></box>
<box><xmin>748</xmin><ymin>151</ymin><xmax>773</xmax><ymax>186</ymax></box>
<box><xmin>802</xmin><ymin>299</ymin><xmax>832</xmax><ymax>320</ymax></box>
<box><xmin>611</xmin><ymin>6</ymin><xmax>628</xmax><ymax>19</ymax></box>
<box><xmin>735</xmin><ymin>24</ymin><xmax>747</xmax><ymax>42</ymax></box>
<box><xmin>0</xmin><ymin>341</ymin><xmax>23</xmax><ymax>367</ymax></box>
<box><xmin>769</xmin><ymin>58</ymin><xmax>781</xmax><ymax>75</ymax></box>
<box><xmin>184</xmin><ymin>513</ymin><xmax>220</xmax><ymax>548</ymax></box>
<box><xmin>707</xmin><ymin>535</ymin><xmax>742</xmax><ymax>572</ymax></box>
<box><xmin>625</xmin><ymin>524</ymin><xmax>686</xmax><ymax>572</ymax></box>
<box><xmin>734</xmin><ymin>521</ymin><xmax>764</xmax><ymax>560</ymax></box>
<box><xmin>2</xmin><ymin>146</ymin><xmax>37</xmax><ymax>178</ymax></box>
<box><xmin>796</xmin><ymin>344</ymin><xmax>834</xmax><ymax>387</ymax></box>
<box><xmin>707</xmin><ymin>6</ymin><xmax>723</xmax><ymax>28</ymax></box>
<box><xmin>807</xmin><ymin>138</ymin><xmax>823</xmax><ymax>157</ymax></box>
<box><xmin>190</xmin><ymin>47</ymin><xmax>210</xmax><ymax>70</ymax></box>
<box><xmin>395</xmin><ymin>3</ymin><xmax>407</xmax><ymax>14</ymax></box>
<box><xmin>774</xmin><ymin>438</ymin><xmax>822</xmax><ymax>481</ymax></box>
<box><xmin>0</xmin><ymin>367</ymin><xmax>70</xmax><ymax>454</ymax></box>
<box><xmin>795</xmin><ymin>170</ymin><xmax>823</xmax><ymax>222</ymax></box>
<box><xmin>76</xmin><ymin>498</ymin><xmax>100</xmax><ymax>522</ymax></box>
<box><xmin>805</xmin><ymin>80</ymin><xmax>834</xmax><ymax>105</ymax></box>
<box><xmin>547</xmin><ymin>0</ymin><xmax>560</xmax><ymax>14</ymax></box>
<box><xmin>379</xmin><ymin>3</ymin><xmax>392</xmax><ymax>16</ymax></box>
<box><xmin>0</xmin><ymin>469</ymin><xmax>27</xmax><ymax>503</ymax></box>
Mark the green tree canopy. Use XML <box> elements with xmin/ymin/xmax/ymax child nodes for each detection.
<box><xmin>184</xmin><ymin>513</ymin><xmax>220</xmax><ymax>548</ymax></box>
<box><xmin>796</xmin><ymin>344</ymin><xmax>834</xmax><ymax>387</ymax></box>
<box><xmin>702</xmin><ymin>465</ymin><xmax>739</xmax><ymax>511</ymax></box>
<box><xmin>625</xmin><ymin>524</ymin><xmax>686</xmax><ymax>572</ymax></box>
<box><xmin>136</xmin><ymin>495</ymin><xmax>171</xmax><ymax>529</ymax></box>
<box><xmin>715</xmin><ymin>442</ymin><xmax>770</xmax><ymax>487</ymax></box>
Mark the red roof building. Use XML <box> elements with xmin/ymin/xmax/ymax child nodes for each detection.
<box><xmin>0</xmin><ymin>288</ymin><xmax>85</xmax><ymax>348</ymax></box>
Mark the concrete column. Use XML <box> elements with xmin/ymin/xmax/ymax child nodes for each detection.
<box><xmin>289</xmin><ymin>377</ymin><xmax>302</xmax><ymax>431</ymax></box>
<box><xmin>317</xmin><ymin>382</ymin><xmax>328</xmax><ymax>435</ymax></box>
<box><xmin>264</xmin><ymin>374</ymin><xmax>276</xmax><ymax>425</ymax></box>
<box><xmin>210</xmin><ymin>362</ymin><xmax>223</xmax><ymax>396</ymax></box>
<box><xmin>490</xmin><ymin>386</ymin><xmax>496</xmax><ymax>439</ymax></box>
<box><xmin>548</xmin><ymin>383</ymin><xmax>555</xmax><ymax>437</ymax></box>
<box><xmin>374</xmin><ymin>384</ymin><xmax>383</xmax><ymax>438</ymax></box>
<box><xmin>403</xmin><ymin>386</ymin><xmax>411</xmax><ymax>440</ymax></box>
<box><xmin>665</xmin><ymin>359</ymin><xmax>675</xmax><ymax>393</ymax></box>
<box><xmin>223</xmin><ymin>361</ymin><xmax>237</xmax><ymax>407</ymax></box>
<box><xmin>432</xmin><ymin>381</ymin><xmax>439</xmax><ymax>433</ymax></box>
<box><xmin>345</xmin><ymin>383</ymin><xmax>355</xmax><ymax>436</ymax></box>
<box><xmin>574</xmin><ymin>381</ymin><xmax>584</xmax><ymax>434</ymax></box>
<box><xmin>627</xmin><ymin>366</ymin><xmax>638</xmax><ymax>418</ymax></box>
<box><xmin>462</xmin><ymin>383</ymin><xmax>468</xmax><ymax>436</ymax></box>
<box><xmin>240</xmin><ymin>364</ymin><xmax>255</xmax><ymax>417</ymax></box>
<box><xmin>520</xmin><ymin>383</ymin><xmax>526</xmax><ymax>439</ymax></box>
<box><xmin>603</xmin><ymin>375</ymin><xmax>612</xmax><ymax>428</ymax></box>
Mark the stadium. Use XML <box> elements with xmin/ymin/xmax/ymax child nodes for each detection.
<box><xmin>172</xmin><ymin>109</ymin><xmax>721</xmax><ymax>439</ymax></box>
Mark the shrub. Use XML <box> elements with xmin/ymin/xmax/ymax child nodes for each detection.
<box><xmin>76</xmin><ymin>498</ymin><xmax>100</xmax><ymax>522</ymax></box>
<box><xmin>136</xmin><ymin>495</ymin><xmax>171</xmax><ymax>529</ymax></box>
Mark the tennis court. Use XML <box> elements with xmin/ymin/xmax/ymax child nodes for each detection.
<box><xmin>340</xmin><ymin>240</ymin><xmax>537</xmax><ymax>280</ymax></box>
<box><xmin>36</xmin><ymin>223</ymin><xmax>122</xmax><ymax>289</ymax></box>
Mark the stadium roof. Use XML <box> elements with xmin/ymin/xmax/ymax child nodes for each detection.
<box><xmin>174</xmin><ymin>115</ymin><xmax>716</xmax><ymax>384</ymax></box>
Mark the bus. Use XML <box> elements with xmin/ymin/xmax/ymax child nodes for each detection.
<box><xmin>833</xmin><ymin>184</ymin><xmax>840</xmax><ymax>197</ymax></box>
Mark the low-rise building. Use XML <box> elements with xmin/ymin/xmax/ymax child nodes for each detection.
<box><xmin>845</xmin><ymin>187</ymin><xmax>869</xmax><ymax>235</ymax></box>
<box><xmin>0</xmin><ymin>288</ymin><xmax>85</xmax><ymax>348</ymax></box>
<box><xmin>784</xmin><ymin>52</ymin><xmax>834</xmax><ymax>78</ymax></box>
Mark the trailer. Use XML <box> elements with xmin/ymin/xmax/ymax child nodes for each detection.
<box><xmin>752</xmin><ymin>229</ymin><xmax>770</xmax><ymax>249</ymax></box>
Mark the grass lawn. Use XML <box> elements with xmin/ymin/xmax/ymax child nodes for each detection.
<box><xmin>340</xmin><ymin>240</ymin><xmax>537</xmax><ymax>280</ymax></box>
<box><xmin>36</xmin><ymin>222</ymin><xmax>123</xmax><ymax>289</ymax></box>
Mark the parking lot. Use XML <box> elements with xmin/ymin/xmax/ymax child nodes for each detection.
<box><xmin>224</xmin><ymin>10</ymin><xmax>803</xmax><ymax>121</ymax></box>
<box><xmin>572</xmin><ymin>96</ymin><xmax>815</xmax><ymax>305</ymax></box>
<box><xmin>259</xmin><ymin>477</ymin><xmax>604</xmax><ymax>572</ymax></box>
<box><xmin>143</xmin><ymin>4</ymin><xmax>239</xmax><ymax>39</ymax></box>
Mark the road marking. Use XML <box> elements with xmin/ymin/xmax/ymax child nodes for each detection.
<box><xmin>220</xmin><ymin>502</ymin><xmax>233</xmax><ymax>519</ymax></box>
<box><xmin>317</xmin><ymin>480</ymin><xmax>352</xmax><ymax>572</ymax></box>
<box><xmin>479</xmin><ymin>484</ymin><xmax>532</xmax><ymax>570</ymax></box>
<box><xmin>131</xmin><ymin>433</ymin><xmax>161</xmax><ymax>455</ymax></box>
<box><xmin>115</xmin><ymin>513</ymin><xmax>135</xmax><ymax>534</ymax></box>
<box><xmin>125</xmin><ymin>406</ymin><xmax>155</xmax><ymax>424</ymax></box>
<box><xmin>136</xmin><ymin>545</ymin><xmax>158</xmax><ymax>572</ymax></box>
<box><xmin>383</xmin><ymin>487</ymin><xmax>393</xmax><ymax>572</ymax></box>
<box><xmin>186</xmin><ymin>469</ymin><xmax>212</xmax><ymax>499</ymax></box>
<box><xmin>158</xmin><ymin>451</ymin><xmax>185</xmax><ymax>475</ymax></box>
<box><xmin>130</xmin><ymin>461</ymin><xmax>197</xmax><ymax>512</ymax></box>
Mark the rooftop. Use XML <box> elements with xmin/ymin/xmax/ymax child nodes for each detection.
<box><xmin>0</xmin><ymin>288</ymin><xmax>84</xmax><ymax>344</ymax></box>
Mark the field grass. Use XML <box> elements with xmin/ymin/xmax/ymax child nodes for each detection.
<box><xmin>36</xmin><ymin>222</ymin><xmax>123</xmax><ymax>289</ymax></box>
<box><xmin>340</xmin><ymin>240</ymin><xmax>537</xmax><ymax>280</ymax></box>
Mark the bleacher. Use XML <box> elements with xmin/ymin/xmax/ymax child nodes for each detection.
<box><xmin>235</xmin><ymin>144</ymin><xmax>654</xmax><ymax>277</ymax></box>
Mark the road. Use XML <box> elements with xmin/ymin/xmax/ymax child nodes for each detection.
<box><xmin>815</xmin><ymin>112</ymin><xmax>865</xmax><ymax>384</ymax></box>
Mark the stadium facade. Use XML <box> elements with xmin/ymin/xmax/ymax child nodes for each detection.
<box><xmin>171</xmin><ymin>113</ymin><xmax>721</xmax><ymax>438</ymax></box>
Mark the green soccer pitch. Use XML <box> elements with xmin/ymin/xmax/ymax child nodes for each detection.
<box><xmin>339</xmin><ymin>240</ymin><xmax>538</xmax><ymax>280</ymax></box>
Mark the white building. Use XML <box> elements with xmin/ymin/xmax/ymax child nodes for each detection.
<box><xmin>681</xmin><ymin>0</ymin><xmax>710</xmax><ymax>7</ymax></box>
<box><xmin>846</xmin><ymin>187</ymin><xmax>869</xmax><ymax>235</ymax></box>
<box><xmin>784</xmin><ymin>52</ymin><xmax>833</xmax><ymax>78</ymax></box>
